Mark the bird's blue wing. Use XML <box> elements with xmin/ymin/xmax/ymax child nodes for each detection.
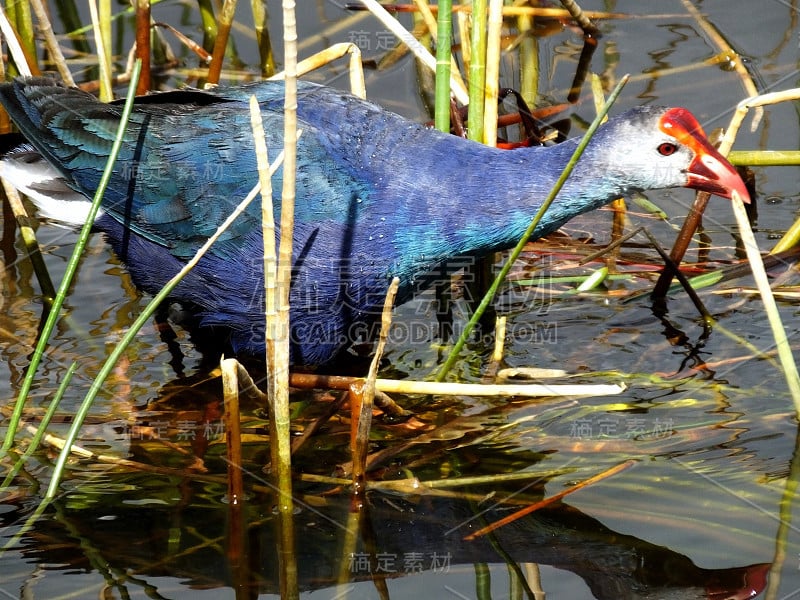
<box><xmin>0</xmin><ymin>78</ymin><xmax>375</xmax><ymax>258</ymax></box>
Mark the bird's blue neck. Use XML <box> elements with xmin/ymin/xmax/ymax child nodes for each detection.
<box><xmin>354</xmin><ymin>128</ymin><xmax>622</xmax><ymax>287</ymax></box>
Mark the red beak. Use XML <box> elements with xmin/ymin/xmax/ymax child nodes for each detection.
<box><xmin>660</xmin><ymin>108</ymin><xmax>751</xmax><ymax>203</ymax></box>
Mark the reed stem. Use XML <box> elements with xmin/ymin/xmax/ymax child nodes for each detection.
<box><xmin>0</xmin><ymin>63</ymin><xmax>143</xmax><ymax>459</ymax></box>
<box><xmin>467</xmin><ymin>0</ymin><xmax>487</xmax><ymax>142</ymax></box>
<box><xmin>434</xmin><ymin>0</ymin><xmax>453</xmax><ymax>133</ymax></box>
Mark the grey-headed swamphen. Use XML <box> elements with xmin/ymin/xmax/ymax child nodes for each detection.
<box><xmin>0</xmin><ymin>78</ymin><xmax>748</xmax><ymax>365</ymax></box>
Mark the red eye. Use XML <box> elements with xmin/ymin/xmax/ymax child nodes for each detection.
<box><xmin>658</xmin><ymin>142</ymin><xmax>678</xmax><ymax>156</ymax></box>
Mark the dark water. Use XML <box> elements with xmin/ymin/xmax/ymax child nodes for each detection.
<box><xmin>1</xmin><ymin>0</ymin><xmax>800</xmax><ymax>598</ymax></box>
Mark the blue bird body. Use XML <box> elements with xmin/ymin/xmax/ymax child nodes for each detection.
<box><xmin>0</xmin><ymin>78</ymin><xmax>748</xmax><ymax>365</ymax></box>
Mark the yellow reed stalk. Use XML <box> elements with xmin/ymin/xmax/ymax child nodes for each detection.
<box><xmin>88</xmin><ymin>0</ymin><xmax>113</xmax><ymax>101</ymax></box>
<box><xmin>481</xmin><ymin>0</ymin><xmax>503</xmax><ymax>146</ymax></box>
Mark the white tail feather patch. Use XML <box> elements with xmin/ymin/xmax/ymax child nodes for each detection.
<box><xmin>0</xmin><ymin>153</ymin><xmax>102</xmax><ymax>225</ymax></box>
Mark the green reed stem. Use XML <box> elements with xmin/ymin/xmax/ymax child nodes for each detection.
<box><xmin>467</xmin><ymin>0</ymin><xmax>487</xmax><ymax>142</ymax></box>
<box><xmin>434</xmin><ymin>0</ymin><xmax>453</xmax><ymax>133</ymax></box>
<box><xmin>197</xmin><ymin>0</ymin><xmax>219</xmax><ymax>53</ymax></box>
<box><xmin>518</xmin><ymin>10</ymin><xmax>538</xmax><ymax>109</ymax></box>
<box><xmin>250</xmin><ymin>0</ymin><xmax>275</xmax><ymax>76</ymax></box>
<box><xmin>11</xmin><ymin>0</ymin><xmax>36</xmax><ymax>72</ymax></box>
<box><xmin>728</xmin><ymin>150</ymin><xmax>800</xmax><ymax>166</ymax></box>
<box><xmin>1</xmin><ymin>62</ymin><xmax>142</xmax><ymax>458</ymax></box>
<box><xmin>475</xmin><ymin>563</ymin><xmax>491</xmax><ymax>599</ymax></box>
<box><xmin>772</xmin><ymin>217</ymin><xmax>800</xmax><ymax>254</ymax></box>
<box><xmin>435</xmin><ymin>74</ymin><xmax>630</xmax><ymax>381</ymax></box>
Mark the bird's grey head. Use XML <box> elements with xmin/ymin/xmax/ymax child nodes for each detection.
<box><xmin>590</xmin><ymin>105</ymin><xmax>748</xmax><ymax>202</ymax></box>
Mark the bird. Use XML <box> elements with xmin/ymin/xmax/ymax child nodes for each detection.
<box><xmin>0</xmin><ymin>77</ymin><xmax>748</xmax><ymax>366</ymax></box>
